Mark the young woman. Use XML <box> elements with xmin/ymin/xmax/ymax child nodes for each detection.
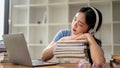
<box><xmin>41</xmin><ymin>6</ymin><xmax>105</xmax><ymax>65</ymax></box>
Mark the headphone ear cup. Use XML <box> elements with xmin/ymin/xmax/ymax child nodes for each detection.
<box><xmin>88</xmin><ymin>29</ymin><xmax>92</xmax><ymax>33</ymax></box>
<box><xmin>88</xmin><ymin>29</ymin><xmax>94</xmax><ymax>35</ymax></box>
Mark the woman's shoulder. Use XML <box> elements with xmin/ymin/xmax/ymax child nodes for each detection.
<box><xmin>58</xmin><ymin>29</ymin><xmax>71</xmax><ymax>35</ymax></box>
<box><xmin>53</xmin><ymin>29</ymin><xmax>71</xmax><ymax>42</ymax></box>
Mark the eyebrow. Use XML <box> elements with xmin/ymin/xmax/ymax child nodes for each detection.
<box><xmin>74</xmin><ymin>16</ymin><xmax>85</xmax><ymax>25</ymax></box>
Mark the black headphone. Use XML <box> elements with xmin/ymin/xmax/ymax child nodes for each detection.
<box><xmin>88</xmin><ymin>7</ymin><xmax>99</xmax><ymax>35</ymax></box>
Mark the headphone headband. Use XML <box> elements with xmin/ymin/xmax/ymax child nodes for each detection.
<box><xmin>89</xmin><ymin>7</ymin><xmax>99</xmax><ymax>35</ymax></box>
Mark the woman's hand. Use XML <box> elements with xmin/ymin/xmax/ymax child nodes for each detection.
<box><xmin>58</xmin><ymin>33</ymin><xmax>93</xmax><ymax>43</ymax></box>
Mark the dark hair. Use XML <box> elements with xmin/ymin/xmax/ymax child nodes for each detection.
<box><xmin>78</xmin><ymin>6</ymin><xmax>102</xmax><ymax>32</ymax></box>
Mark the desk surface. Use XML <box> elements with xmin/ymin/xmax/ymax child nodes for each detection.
<box><xmin>0</xmin><ymin>63</ymin><xmax>112</xmax><ymax>68</ymax></box>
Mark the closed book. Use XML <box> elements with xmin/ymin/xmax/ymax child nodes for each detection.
<box><xmin>56</xmin><ymin>45</ymin><xmax>86</xmax><ymax>48</ymax></box>
<box><xmin>57</xmin><ymin>57</ymin><xmax>88</xmax><ymax>63</ymax></box>
<box><xmin>55</xmin><ymin>46</ymin><xmax>87</xmax><ymax>50</ymax></box>
<box><xmin>55</xmin><ymin>47</ymin><xmax>86</xmax><ymax>51</ymax></box>
<box><xmin>55</xmin><ymin>53</ymin><xmax>86</xmax><ymax>58</ymax></box>
<box><xmin>54</xmin><ymin>50</ymin><xmax>87</xmax><ymax>54</ymax></box>
<box><xmin>57</xmin><ymin>43</ymin><xmax>87</xmax><ymax>46</ymax></box>
<box><xmin>54</xmin><ymin>49</ymin><xmax>87</xmax><ymax>52</ymax></box>
<box><xmin>57</xmin><ymin>57</ymin><xmax>87</xmax><ymax>61</ymax></box>
<box><xmin>56</xmin><ymin>47</ymin><xmax>87</xmax><ymax>50</ymax></box>
<box><xmin>58</xmin><ymin>59</ymin><xmax>86</xmax><ymax>63</ymax></box>
<box><xmin>57</xmin><ymin>40</ymin><xmax>88</xmax><ymax>44</ymax></box>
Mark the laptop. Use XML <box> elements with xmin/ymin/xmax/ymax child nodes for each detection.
<box><xmin>2</xmin><ymin>33</ymin><xmax>58</xmax><ymax>66</ymax></box>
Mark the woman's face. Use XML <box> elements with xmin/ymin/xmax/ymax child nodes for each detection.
<box><xmin>71</xmin><ymin>12</ymin><xmax>89</xmax><ymax>35</ymax></box>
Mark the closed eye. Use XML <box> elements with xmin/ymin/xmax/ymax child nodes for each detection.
<box><xmin>78</xmin><ymin>21</ymin><xmax>84</xmax><ymax>26</ymax></box>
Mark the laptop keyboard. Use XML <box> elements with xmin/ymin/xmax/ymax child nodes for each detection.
<box><xmin>32</xmin><ymin>59</ymin><xmax>44</xmax><ymax>65</ymax></box>
<box><xmin>32</xmin><ymin>59</ymin><xmax>58</xmax><ymax>66</ymax></box>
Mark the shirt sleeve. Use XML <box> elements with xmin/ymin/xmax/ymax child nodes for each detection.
<box><xmin>53</xmin><ymin>29</ymin><xmax>71</xmax><ymax>42</ymax></box>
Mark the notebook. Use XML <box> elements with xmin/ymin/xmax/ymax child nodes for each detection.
<box><xmin>2</xmin><ymin>33</ymin><xmax>58</xmax><ymax>66</ymax></box>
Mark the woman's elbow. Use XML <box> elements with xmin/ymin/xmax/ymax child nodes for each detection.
<box><xmin>93</xmin><ymin>57</ymin><xmax>106</xmax><ymax>67</ymax></box>
<box><xmin>41</xmin><ymin>54</ymin><xmax>47</xmax><ymax>61</ymax></box>
<box><xmin>41</xmin><ymin>50</ymin><xmax>54</xmax><ymax>61</ymax></box>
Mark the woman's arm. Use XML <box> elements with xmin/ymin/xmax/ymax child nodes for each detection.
<box><xmin>41</xmin><ymin>33</ymin><xmax>106</xmax><ymax>64</ymax></box>
<box><xmin>41</xmin><ymin>29</ymin><xmax>71</xmax><ymax>61</ymax></box>
<box><xmin>41</xmin><ymin>35</ymin><xmax>73</xmax><ymax>61</ymax></box>
<box><xmin>86</xmin><ymin>34</ymin><xmax>106</xmax><ymax>65</ymax></box>
<box><xmin>77</xmin><ymin>33</ymin><xmax>106</xmax><ymax>65</ymax></box>
<box><xmin>68</xmin><ymin>33</ymin><xmax>105</xmax><ymax>65</ymax></box>
<box><xmin>41</xmin><ymin>41</ymin><xmax>56</xmax><ymax>61</ymax></box>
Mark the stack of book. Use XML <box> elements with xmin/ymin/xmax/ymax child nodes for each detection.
<box><xmin>110</xmin><ymin>54</ymin><xmax>120</xmax><ymax>68</ymax></box>
<box><xmin>0</xmin><ymin>52</ymin><xmax>9</xmax><ymax>63</ymax></box>
<box><xmin>54</xmin><ymin>39</ymin><xmax>89</xmax><ymax>63</ymax></box>
<box><xmin>0</xmin><ymin>41</ymin><xmax>9</xmax><ymax>63</ymax></box>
